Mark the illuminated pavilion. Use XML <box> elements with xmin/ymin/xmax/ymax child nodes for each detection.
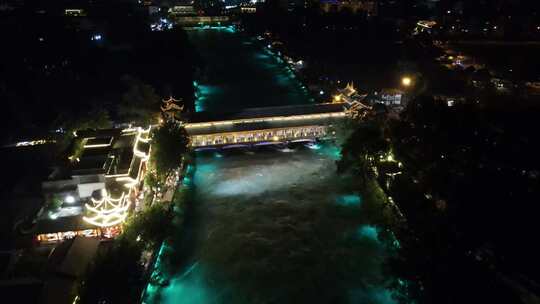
<box><xmin>83</xmin><ymin>189</ymin><xmax>130</xmax><ymax>228</ymax></box>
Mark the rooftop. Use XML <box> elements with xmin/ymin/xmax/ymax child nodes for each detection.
<box><xmin>35</xmin><ymin>215</ymin><xmax>95</xmax><ymax>235</ymax></box>
<box><xmin>84</xmin><ymin>136</ymin><xmax>113</xmax><ymax>148</ymax></box>
<box><xmin>189</xmin><ymin>103</ymin><xmax>347</xmax><ymax>124</ymax></box>
<box><xmin>186</xmin><ymin>116</ymin><xmax>345</xmax><ymax>136</ymax></box>
<box><xmin>42</xmin><ymin>237</ymin><xmax>101</xmax><ymax>304</ymax></box>
<box><xmin>72</xmin><ymin>129</ymin><xmax>138</xmax><ymax>176</ymax></box>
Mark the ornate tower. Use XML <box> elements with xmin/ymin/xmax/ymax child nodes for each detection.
<box><xmin>160</xmin><ymin>96</ymin><xmax>184</xmax><ymax>122</ymax></box>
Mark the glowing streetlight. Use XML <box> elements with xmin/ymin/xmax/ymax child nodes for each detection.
<box><xmin>333</xmin><ymin>95</ymin><xmax>342</xmax><ymax>102</ymax></box>
<box><xmin>402</xmin><ymin>77</ymin><xmax>412</xmax><ymax>87</ymax></box>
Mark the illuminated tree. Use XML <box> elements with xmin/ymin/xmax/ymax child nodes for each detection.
<box><xmin>122</xmin><ymin>204</ymin><xmax>174</xmax><ymax>250</ymax></box>
<box><xmin>150</xmin><ymin>121</ymin><xmax>189</xmax><ymax>182</ymax></box>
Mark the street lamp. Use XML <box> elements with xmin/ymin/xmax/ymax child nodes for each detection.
<box><xmin>402</xmin><ymin>76</ymin><xmax>412</xmax><ymax>87</ymax></box>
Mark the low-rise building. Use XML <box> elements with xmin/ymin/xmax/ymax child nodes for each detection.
<box><xmin>42</xmin><ymin>236</ymin><xmax>101</xmax><ymax>304</ymax></box>
<box><xmin>33</xmin><ymin>127</ymin><xmax>151</xmax><ymax>244</ymax></box>
<box><xmin>169</xmin><ymin>5</ymin><xmax>197</xmax><ymax>16</ymax></box>
<box><xmin>374</xmin><ymin>88</ymin><xmax>406</xmax><ymax>106</ymax></box>
<box><xmin>433</xmin><ymin>94</ymin><xmax>466</xmax><ymax>107</ymax></box>
<box><xmin>490</xmin><ymin>77</ymin><xmax>514</xmax><ymax>92</ymax></box>
<box><xmin>240</xmin><ymin>4</ymin><xmax>257</xmax><ymax>14</ymax></box>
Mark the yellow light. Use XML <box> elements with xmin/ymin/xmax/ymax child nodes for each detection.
<box><xmin>122</xmin><ymin>127</ymin><xmax>139</xmax><ymax>133</ymax></box>
<box><xmin>83</xmin><ymin>190</ymin><xmax>130</xmax><ymax>228</ymax></box>
<box><xmin>333</xmin><ymin>95</ymin><xmax>342</xmax><ymax>102</ymax></box>
<box><xmin>15</xmin><ymin>139</ymin><xmax>55</xmax><ymax>147</ymax></box>
<box><xmin>402</xmin><ymin>77</ymin><xmax>412</xmax><ymax>87</ymax></box>
<box><xmin>84</xmin><ymin>143</ymin><xmax>110</xmax><ymax>148</ymax></box>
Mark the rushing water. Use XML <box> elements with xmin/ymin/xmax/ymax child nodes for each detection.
<box><xmin>190</xmin><ymin>27</ymin><xmax>312</xmax><ymax>112</ymax></box>
<box><xmin>144</xmin><ymin>28</ymin><xmax>397</xmax><ymax>304</ymax></box>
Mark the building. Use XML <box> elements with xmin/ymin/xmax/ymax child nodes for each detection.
<box><xmin>0</xmin><ymin>236</ymin><xmax>102</xmax><ymax>304</ymax></box>
<box><xmin>240</xmin><ymin>4</ymin><xmax>257</xmax><ymax>14</ymax></box>
<box><xmin>433</xmin><ymin>94</ymin><xmax>465</xmax><ymax>107</ymax></box>
<box><xmin>365</xmin><ymin>88</ymin><xmax>407</xmax><ymax>113</ymax></box>
<box><xmin>490</xmin><ymin>77</ymin><xmax>514</xmax><ymax>92</ymax></box>
<box><xmin>333</xmin><ymin>82</ymin><xmax>368</xmax><ymax>104</ymax></box>
<box><xmin>64</xmin><ymin>8</ymin><xmax>86</xmax><ymax>16</ymax></box>
<box><xmin>172</xmin><ymin>15</ymin><xmax>230</xmax><ymax>26</ymax></box>
<box><xmin>377</xmin><ymin>88</ymin><xmax>405</xmax><ymax>106</ymax></box>
<box><xmin>161</xmin><ymin>96</ymin><xmax>184</xmax><ymax>122</ymax></box>
<box><xmin>168</xmin><ymin>5</ymin><xmax>197</xmax><ymax>16</ymax></box>
<box><xmin>414</xmin><ymin>20</ymin><xmax>438</xmax><ymax>35</ymax></box>
<box><xmin>33</xmin><ymin>127</ymin><xmax>151</xmax><ymax>244</ymax></box>
<box><xmin>320</xmin><ymin>0</ymin><xmax>377</xmax><ymax>16</ymax></box>
<box><xmin>41</xmin><ymin>236</ymin><xmax>101</xmax><ymax>304</ymax></box>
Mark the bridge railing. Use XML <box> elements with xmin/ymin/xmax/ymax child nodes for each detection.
<box><xmin>190</xmin><ymin>125</ymin><xmax>329</xmax><ymax>148</ymax></box>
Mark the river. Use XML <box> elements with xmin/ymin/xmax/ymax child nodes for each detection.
<box><xmin>189</xmin><ymin>27</ymin><xmax>312</xmax><ymax>112</ymax></box>
<box><xmin>143</xmin><ymin>27</ymin><xmax>397</xmax><ymax>304</ymax></box>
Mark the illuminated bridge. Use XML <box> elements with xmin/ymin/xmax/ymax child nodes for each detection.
<box><xmin>185</xmin><ymin>103</ymin><xmax>349</xmax><ymax>149</ymax></box>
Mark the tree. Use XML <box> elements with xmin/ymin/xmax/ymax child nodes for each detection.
<box><xmin>337</xmin><ymin>121</ymin><xmax>390</xmax><ymax>184</ymax></box>
<box><xmin>122</xmin><ymin>204</ymin><xmax>174</xmax><ymax>250</ymax></box>
<box><xmin>144</xmin><ymin>171</ymin><xmax>160</xmax><ymax>193</ymax></box>
<box><xmin>48</xmin><ymin>194</ymin><xmax>64</xmax><ymax>211</ymax></box>
<box><xmin>117</xmin><ymin>75</ymin><xmax>160</xmax><ymax>126</ymax></box>
<box><xmin>329</xmin><ymin>118</ymin><xmax>361</xmax><ymax>147</ymax></box>
<box><xmin>56</xmin><ymin>106</ymin><xmax>113</xmax><ymax>133</ymax></box>
<box><xmin>78</xmin><ymin>239</ymin><xmax>144</xmax><ymax>304</ymax></box>
<box><xmin>150</xmin><ymin>121</ymin><xmax>189</xmax><ymax>182</ymax></box>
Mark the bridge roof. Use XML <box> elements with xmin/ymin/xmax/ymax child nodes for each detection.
<box><xmin>186</xmin><ymin>117</ymin><xmax>343</xmax><ymax>136</ymax></box>
<box><xmin>189</xmin><ymin>103</ymin><xmax>347</xmax><ymax>123</ymax></box>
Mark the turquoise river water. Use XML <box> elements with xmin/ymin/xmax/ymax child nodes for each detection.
<box><xmin>143</xmin><ymin>27</ymin><xmax>398</xmax><ymax>304</ymax></box>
